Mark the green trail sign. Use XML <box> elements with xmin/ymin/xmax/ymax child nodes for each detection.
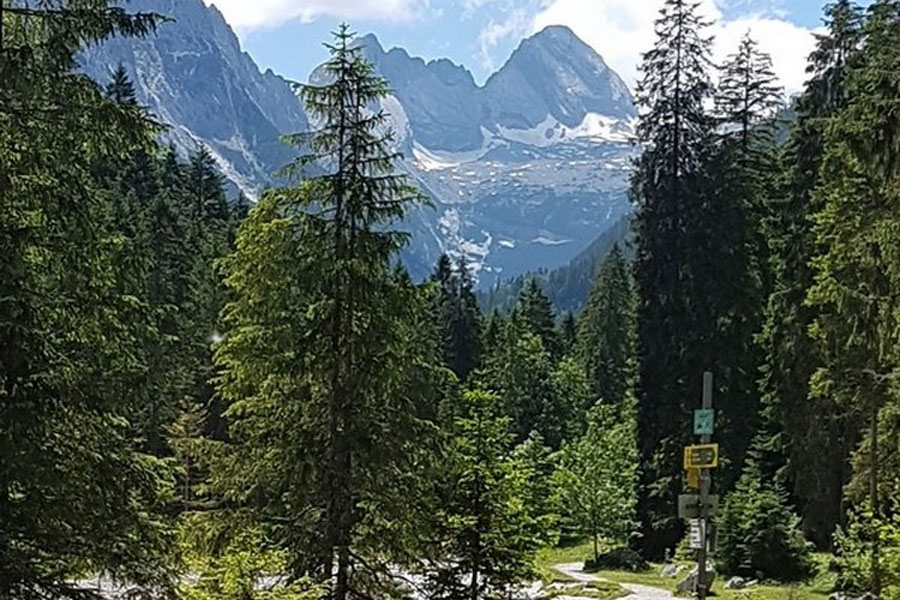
<box><xmin>694</xmin><ymin>408</ymin><xmax>715</xmax><ymax>435</ymax></box>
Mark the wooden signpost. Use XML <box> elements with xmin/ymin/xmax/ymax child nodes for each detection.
<box><xmin>681</xmin><ymin>372</ymin><xmax>716</xmax><ymax>600</ymax></box>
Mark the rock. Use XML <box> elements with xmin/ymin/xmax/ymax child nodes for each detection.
<box><xmin>724</xmin><ymin>576</ymin><xmax>759</xmax><ymax>589</ymax></box>
<box><xmin>660</xmin><ymin>564</ymin><xmax>683</xmax><ymax>578</ymax></box>
<box><xmin>676</xmin><ymin>564</ymin><xmax>716</xmax><ymax>595</ymax></box>
<box><xmin>828</xmin><ymin>592</ymin><xmax>847</xmax><ymax>600</ymax></box>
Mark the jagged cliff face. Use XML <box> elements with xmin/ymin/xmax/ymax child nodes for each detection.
<box><xmin>82</xmin><ymin>1</ymin><xmax>637</xmax><ymax>285</ymax></box>
<box><xmin>81</xmin><ymin>0</ymin><xmax>309</xmax><ymax>196</ymax></box>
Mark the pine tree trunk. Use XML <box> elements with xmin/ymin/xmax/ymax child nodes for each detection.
<box><xmin>870</xmin><ymin>399</ymin><xmax>880</xmax><ymax>596</ymax></box>
<box><xmin>328</xmin><ymin>45</ymin><xmax>351</xmax><ymax>600</ymax></box>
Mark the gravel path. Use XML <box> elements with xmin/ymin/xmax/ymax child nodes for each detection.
<box><xmin>553</xmin><ymin>563</ymin><xmax>676</xmax><ymax>600</ymax></box>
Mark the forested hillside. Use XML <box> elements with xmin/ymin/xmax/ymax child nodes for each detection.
<box><xmin>2</xmin><ymin>1</ymin><xmax>899</xmax><ymax>600</ymax></box>
<box><xmin>479</xmin><ymin>213</ymin><xmax>631</xmax><ymax>315</ymax></box>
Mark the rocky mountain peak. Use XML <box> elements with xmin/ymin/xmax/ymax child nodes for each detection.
<box><xmin>82</xmin><ymin>1</ymin><xmax>636</xmax><ymax>285</ymax></box>
<box><xmin>483</xmin><ymin>25</ymin><xmax>634</xmax><ymax>130</ymax></box>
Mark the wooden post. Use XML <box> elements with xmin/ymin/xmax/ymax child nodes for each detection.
<box><xmin>697</xmin><ymin>372</ymin><xmax>713</xmax><ymax>600</ymax></box>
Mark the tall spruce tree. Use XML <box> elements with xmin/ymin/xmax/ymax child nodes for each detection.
<box><xmin>0</xmin><ymin>2</ymin><xmax>178</xmax><ymax>596</ymax></box>
<box><xmin>577</xmin><ymin>245</ymin><xmax>635</xmax><ymax>406</ymax></box>
<box><xmin>518</xmin><ymin>278</ymin><xmax>562</xmax><ymax>360</ymax></box>
<box><xmin>711</xmin><ymin>33</ymin><xmax>817</xmax><ymax>576</ymax></box>
<box><xmin>631</xmin><ymin>0</ymin><xmax>715</xmax><ymax>558</ymax></box>
<box><xmin>716</xmin><ymin>33</ymin><xmax>782</xmax><ymax>154</ymax></box>
<box><xmin>431</xmin><ymin>254</ymin><xmax>483</xmax><ymax>383</ymax></box>
<box><xmin>696</xmin><ymin>30</ymin><xmax>782</xmax><ymax>507</ymax></box>
<box><xmin>807</xmin><ymin>2</ymin><xmax>900</xmax><ymax>592</ymax></box>
<box><xmin>214</xmin><ymin>25</ymin><xmax>438</xmax><ymax>600</ymax></box>
<box><xmin>755</xmin><ymin>0</ymin><xmax>865</xmax><ymax>547</ymax></box>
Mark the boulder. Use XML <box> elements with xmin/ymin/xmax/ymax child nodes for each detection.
<box><xmin>676</xmin><ymin>564</ymin><xmax>716</xmax><ymax>595</ymax></box>
<box><xmin>660</xmin><ymin>564</ymin><xmax>683</xmax><ymax>578</ymax></box>
<box><xmin>724</xmin><ymin>576</ymin><xmax>759</xmax><ymax>590</ymax></box>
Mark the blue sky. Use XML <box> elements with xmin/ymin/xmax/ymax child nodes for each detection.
<box><xmin>204</xmin><ymin>0</ymin><xmax>871</xmax><ymax>94</ymax></box>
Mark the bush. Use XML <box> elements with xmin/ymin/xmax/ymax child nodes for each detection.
<box><xmin>584</xmin><ymin>547</ymin><xmax>649</xmax><ymax>572</ymax></box>
<box><xmin>717</xmin><ymin>465</ymin><xmax>813</xmax><ymax>582</ymax></box>
<box><xmin>834</xmin><ymin>505</ymin><xmax>900</xmax><ymax>599</ymax></box>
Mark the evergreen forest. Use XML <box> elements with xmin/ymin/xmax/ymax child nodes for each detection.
<box><xmin>1</xmin><ymin>1</ymin><xmax>900</xmax><ymax>599</ymax></box>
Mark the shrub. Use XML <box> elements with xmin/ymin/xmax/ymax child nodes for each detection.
<box><xmin>834</xmin><ymin>505</ymin><xmax>900</xmax><ymax>599</ymax></box>
<box><xmin>717</xmin><ymin>464</ymin><xmax>813</xmax><ymax>581</ymax></box>
<box><xmin>584</xmin><ymin>547</ymin><xmax>649</xmax><ymax>573</ymax></box>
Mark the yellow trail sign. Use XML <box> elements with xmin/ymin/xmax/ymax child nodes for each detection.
<box><xmin>685</xmin><ymin>467</ymin><xmax>701</xmax><ymax>489</ymax></box>
<box><xmin>683</xmin><ymin>443</ymin><xmax>719</xmax><ymax>469</ymax></box>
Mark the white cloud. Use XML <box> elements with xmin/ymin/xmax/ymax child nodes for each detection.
<box><xmin>532</xmin><ymin>0</ymin><xmax>816</xmax><ymax>95</ymax></box>
<box><xmin>478</xmin><ymin>9</ymin><xmax>533</xmax><ymax>71</ymax></box>
<box><xmin>714</xmin><ymin>16</ymin><xmax>819</xmax><ymax>94</ymax></box>
<box><xmin>203</xmin><ymin>0</ymin><xmax>430</xmax><ymax>30</ymax></box>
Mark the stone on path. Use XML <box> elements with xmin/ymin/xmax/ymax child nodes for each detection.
<box><xmin>659</xmin><ymin>564</ymin><xmax>683</xmax><ymax>578</ymax></box>
<box><xmin>676</xmin><ymin>564</ymin><xmax>716</xmax><ymax>595</ymax></box>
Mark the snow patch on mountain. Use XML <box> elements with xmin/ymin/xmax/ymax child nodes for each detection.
<box><xmin>81</xmin><ymin>1</ymin><xmax>639</xmax><ymax>286</ymax></box>
<box><xmin>411</xmin><ymin>128</ymin><xmax>499</xmax><ymax>171</ymax></box>
<box><xmin>496</xmin><ymin>113</ymin><xmax>636</xmax><ymax>147</ymax></box>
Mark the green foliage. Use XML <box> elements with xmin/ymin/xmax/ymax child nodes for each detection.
<box><xmin>179</xmin><ymin>513</ymin><xmax>325</xmax><ymax>600</ymax></box>
<box><xmin>631</xmin><ymin>0</ymin><xmax>717</xmax><ymax>558</ymax></box>
<box><xmin>519</xmin><ymin>278</ymin><xmax>563</xmax><ymax>360</ymax></box>
<box><xmin>424</xmin><ymin>389</ymin><xmax>547</xmax><ymax>600</ymax></box>
<box><xmin>555</xmin><ymin>401</ymin><xmax>639</xmax><ymax>563</ymax></box>
<box><xmin>583</xmin><ymin>548</ymin><xmax>649</xmax><ymax>573</ymax></box>
<box><xmin>717</xmin><ymin>462</ymin><xmax>813</xmax><ymax>581</ymax></box>
<box><xmin>805</xmin><ymin>5</ymin><xmax>900</xmax><ymax>595</ymax></box>
<box><xmin>477</xmin><ymin>315</ymin><xmax>587</xmax><ymax>449</ymax></box>
<box><xmin>512</xmin><ymin>431</ymin><xmax>562</xmax><ymax>546</ymax></box>
<box><xmin>213</xmin><ymin>24</ymin><xmax>439</xmax><ymax>600</ymax></box>
<box><xmin>0</xmin><ymin>2</ymin><xmax>207</xmax><ymax>597</ymax></box>
<box><xmin>577</xmin><ymin>245</ymin><xmax>635</xmax><ymax>406</ymax></box>
<box><xmin>432</xmin><ymin>254</ymin><xmax>483</xmax><ymax>383</ymax></box>
<box><xmin>754</xmin><ymin>0</ymin><xmax>865</xmax><ymax>547</ymax></box>
<box><xmin>833</xmin><ymin>507</ymin><xmax>879</xmax><ymax>595</ymax></box>
<box><xmin>834</xmin><ymin>497</ymin><xmax>900</xmax><ymax>599</ymax></box>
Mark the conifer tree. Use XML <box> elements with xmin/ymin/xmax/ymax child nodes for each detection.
<box><xmin>482</xmin><ymin>309</ymin><xmax>505</xmax><ymax>351</ymax></box>
<box><xmin>0</xmin><ymin>1</ymin><xmax>177</xmax><ymax>596</ymax></box>
<box><xmin>718</xmin><ymin>458</ymin><xmax>813</xmax><ymax>581</ymax></box>
<box><xmin>560</xmin><ymin>311</ymin><xmax>578</xmax><ymax>355</ymax></box>
<box><xmin>631</xmin><ymin>0</ymin><xmax>715</xmax><ymax>558</ymax></box>
<box><xmin>691</xmin><ymin>30</ymin><xmax>781</xmax><ymax>497</ymax></box>
<box><xmin>577</xmin><ymin>245</ymin><xmax>635</xmax><ymax>406</ymax></box>
<box><xmin>518</xmin><ymin>278</ymin><xmax>561</xmax><ymax>360</ymax></box>
<box><xmin>431</xmin><ymin>254</ymin><xmax>483</xmax><ymax>382</ymax></box>
<box><xmin>424</xmin><ymin>390</ymin><xmax>546</xmax><ymax>600</ymax></box>
<box><xmin>214</xmin><ymin>25</ymin><xmax>437</xmax><ymax>600</ymax></box>
<box><xmin>755</xmin><ymin>0</ymin><xmax>864</xmax><ymax>546</ymax></box>
<box><xmin>807</xmin><ymin>2</ymin><xmax>900</xmax><ymax>592</ymax></box>
<box><xmin>716</xmin><ymin>33</ymin><xmax>781</xmax><ymax>154</ymax></box>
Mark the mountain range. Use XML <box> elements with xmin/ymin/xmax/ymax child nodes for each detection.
<box><xmin>81</xmin><ymin>0</ymin><xmax>637</xmax><ymax>286</ymax></box>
